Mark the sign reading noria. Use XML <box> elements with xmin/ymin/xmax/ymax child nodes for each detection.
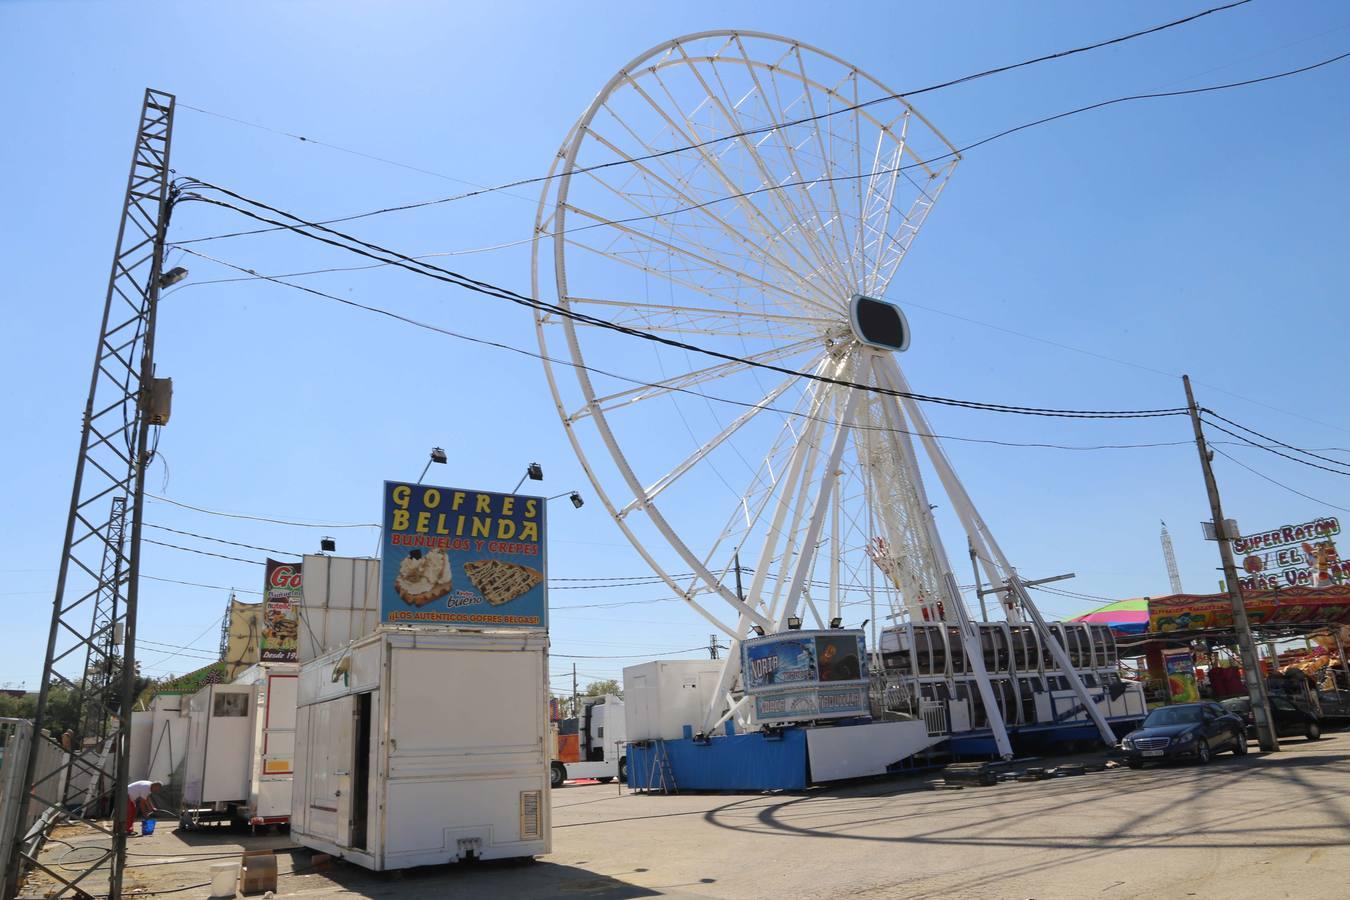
<box><xmin>380</xmin><ymin>481</ymin><xmax>548</xmax><ymax>629</ymax></box>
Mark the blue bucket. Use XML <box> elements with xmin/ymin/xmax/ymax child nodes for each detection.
<box><xmin>141</xmin><ymin>817</ymin><xmax>156</xmax><ymax>836</ymax></box>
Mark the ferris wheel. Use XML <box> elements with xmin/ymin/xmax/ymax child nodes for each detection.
<box><xmin>531</xmin><ymin>31</ymin><xmax>1109</xmax><ymax>749</ymax></box>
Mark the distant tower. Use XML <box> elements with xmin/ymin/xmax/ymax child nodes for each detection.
<box><xmin>1160</xmin><ymin>521</ymin><xmax>1184</xmax><ymax>594</ymax></box>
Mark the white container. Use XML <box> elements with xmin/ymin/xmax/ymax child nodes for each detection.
<box><xmin>298</xmin><ymin>554</ymin><xmax>381</xmax><ymax>663</ymax></box>
<box><xmin>183</xmin><ymin>683</ymin><xmax>257</xmax><ymax>808</ymax></box>
<box><xmin>291</xmin><ymin>629</ymin><xmax>551</xmax><ymax>870</ymax></box>
<box><xmin>129</xmin><ymin>693</ymin><xmax>191</xmax><ymax>788</ymax></box>
<box><xmin>208</xmin><ymin>862</ymin><xmax>237</xmax><ymax>898</ymax></box>
<box><xmin>622</xmin><ymin>660</ymin><xmax>727</xmax><ymax>742</ymax></box>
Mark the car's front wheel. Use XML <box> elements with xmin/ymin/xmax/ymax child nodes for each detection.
<box><xmin>1196</xmin><ymin>739</ymin><xmax>1212</xmax><ymax>764</ymax></box>
<box><xmin>1232</xmin><ymin>733</ymin><xmax>1248</xmax><ymax>755</ymax></box>
<box><xmin>1307</xmin><ymin>721</ymin><xmax>1322</xmax><ymax>741</ymax></box>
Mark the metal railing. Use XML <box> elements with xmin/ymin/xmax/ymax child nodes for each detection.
<box><xmin>0</xmin><ymin>720</ymin><xmax>70</xmax><ymax>891</ymax></box>
<box><xmin>919</xmin><ymin>701</ymin><xmax>949</xmax><ymax>737</ymax></box>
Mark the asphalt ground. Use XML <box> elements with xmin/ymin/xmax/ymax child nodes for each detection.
<box><xmin>23</xmin><ymin>730</ymin><xmax>1350</xmax><ymax>899</ymax></box>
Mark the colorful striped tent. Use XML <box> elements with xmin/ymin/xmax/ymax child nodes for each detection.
<box><xmin>1069</xmin><ymin>597</ymin><xmax>1150</xmax><ymax>635</ymax></box>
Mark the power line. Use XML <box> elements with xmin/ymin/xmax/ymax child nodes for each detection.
<box><xmin>1201</xmin><ymin>418</ymin><xmax>1350</xmax><ymax>477</ymax></box>
<box><xmin>180</xmin><ymin>244</ymin><xmax>1197</xmax><ymax>443</ymax></box>
<box><xmin>141</xmin><ymin>574</ymin><xmax>261</xmax><ymax>595</ymax></box>
<box><xmin>145</xmin><ymin>523</ymin><xmax>304</xmax><ymax>558</ymax></box>
<box><xmin>172</xmin><ymin>1</ymin><xmax>1254</xmax><ymax>244</ymax></box>
<box><xmin>175</xmin><ymin>187</ymin><xmax>1188</xmax><ymax>421</ymax></box>
<box><xmin>551</xmin><ymin>646</ymin><xmax>708</xmax><ymax>659</ymax></box>
<box><xmin>1211</xmin><ymin>446</ymin><xmax>1350</xmax><ymax>514</ymax></box>
<box><xmin>148</xmin><ymin>493</ymin><xmax>378</xmax><ymax>528</ymax></box>
<box><xmin>143</xmin><ymin>538</ymin><xmax>268</xmax><ymax>566</ymax></box>
<box><xmin>1202</xmin><ymin>409</ymin><xmax>1350</xmax><ymax>471</ymax></box>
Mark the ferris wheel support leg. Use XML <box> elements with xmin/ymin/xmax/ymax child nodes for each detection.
<box><xmin>882</xmin><ymin>357</ymin><xmax>1117</xmax><ymax>748</ymax></box>
<box><xmin>779</xmin><ymin>385</ymin><xmax>862</xmax><ymax>629</ymax></box>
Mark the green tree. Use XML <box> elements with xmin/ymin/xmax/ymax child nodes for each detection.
<box><xmin>583</xmin><ymin>679</ymin><xmax>622</xmax><ymax>699</ymax></box>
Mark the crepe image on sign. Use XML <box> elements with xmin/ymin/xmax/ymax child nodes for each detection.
<box><xmin>462</xmin><ymin>559</ymin><xmax>543</xmax><ymax>606</ymax></box>
<box><xmin>394</xmin><ymin>549</ymin><xmax>453</xmax><ymax>607</ymax></box>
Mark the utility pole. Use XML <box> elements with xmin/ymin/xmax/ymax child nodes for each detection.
<box><xmin>571</xmin><ymin>663</ymin><xmax>578</xmax><ymax>719</ymax></box>
<box><xmin>5</xmin><ymin>88</ymin><xmax>178</xmax><ymax>900</ymax></box>
<box><xmin>1183</xmin><ymin>375</ymin><xmax>1279</xmax><ymax>752</ymax></box>
<box><xmin>709</xmin><ymin>634</ymin><xmax>720</xmax><ymax>660</ymax></box>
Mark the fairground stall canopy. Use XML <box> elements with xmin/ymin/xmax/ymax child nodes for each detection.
<box><xmin>1068</xmin><ymin>598</ymin><xmax>1149</xmax><ymax>635</ymax></box>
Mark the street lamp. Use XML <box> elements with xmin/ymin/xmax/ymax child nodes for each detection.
<box><xmin>512</xmin><ymin>462</ymin><xmax>544</xmax><ymax>493</ymax></box>
<box><xmin>418</xmin><ymin>447</ymin><xmax>447</xmax><ymax>484</ymax></box>
<box><xmin>320</xmin><ymin>537</ymin><xmax>336</xmax><ymax>553</ymax></box>
<box><xmin>548</xmin><ymin>490</ymin><xmax>584</xmax><ymax>509</ymax></box>
<box><xmin>158</xmin><ymin>266</ymin><xmax>189</xmax><ymax>289</ymax></box>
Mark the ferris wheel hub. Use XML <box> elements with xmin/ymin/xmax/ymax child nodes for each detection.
<box><xmin>848</xmin><ymin>294</ymin><xmax>911</xmax><ymax>353</ymax></box>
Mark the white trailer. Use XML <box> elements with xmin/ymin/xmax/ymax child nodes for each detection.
<box><xmin>291</xmin><ymin>629</ymin><xmax>551</xmax><ymax>870</ymax></box>
<box><xmin>551</xmin><ymin>694</ymin><xmax>626</xmax><ymax>786</ymax></box>
<box><xmin>179</xmin><ymin>664</ymin><xmax>299</xmax><ymax>829</ymax></box>
<box><xmin>234</xmin><ymin>663</ymin><xmax>299</xmax><ymax>827</ymax></box>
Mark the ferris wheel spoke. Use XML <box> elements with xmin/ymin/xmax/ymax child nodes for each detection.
<box><xmin>760</xmin><ymin>39</ymin><xmax>863</xmax><ymax>292</ymax></box>
<box><xmin>565</xmin><ymin>337</ymin><xmax>821</xmax><ymax>421</ymax></box>
<box><xmin>670</xmin><ymin>48</ymin><xmax>852</xmax><ymax>301</ymax></box>
<box><xmin>618</xmin><ymin>371</ymin><xmax>801</xmax><ymax>518</ymax></box>
<box><xmin>615</xmin><ymin>73</ymin><xmax>832</xmax><ymax>297</ymax></box>
<box><xmin>580</xmin><ymin>120</ymin><xmax>827</xmax><ymax>303</ymax></box>
<box><xmin>562</xmin><ymin>205</ymin><xmax>832</xmax><ymax>315</ymax></box>
<box><xmin>564</xmin><ymin>296</ymin><xmax>832</xmax><ymax>339</ymax></box>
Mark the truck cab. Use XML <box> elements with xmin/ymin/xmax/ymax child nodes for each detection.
<box><xmin>551</xmin><ymin>694</ymin><xmax>627</xmax><ymax>787</ymax></box>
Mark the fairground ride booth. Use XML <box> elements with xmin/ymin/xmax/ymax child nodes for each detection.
<box><xmin>1113</xmin><ymin>588</ymin><xmax>1350</xmax><ymax>720</ymax></box>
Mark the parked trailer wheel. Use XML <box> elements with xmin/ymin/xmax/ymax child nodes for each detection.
<box><xmin>596</xmin><ymin>777</ymin><xmax>614</xmax><ymax>784</ymax></box>
<box><xmin>550</xmin><ymin>762</ymin><xmax>566</xmax><ymax>788</ymax></box>
<box><xmin>618</xmin><ymin>756</ymin><xmax>627</xmax><ymax>784</ymax></box>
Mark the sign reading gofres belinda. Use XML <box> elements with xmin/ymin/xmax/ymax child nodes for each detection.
<box><xmin>380</xmin><ymin>481</ymin><xmax>547</xmax><ymax>630</ymax></box>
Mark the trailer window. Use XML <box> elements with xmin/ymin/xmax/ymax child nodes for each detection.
<box><xmin>212</xmin><ymin>693</ymin><xmax>247</xmax><ymax>718</ymax></box>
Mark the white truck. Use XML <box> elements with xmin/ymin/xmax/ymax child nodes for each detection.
<box><xmin>551</xmin><ymin>694</ymin><xmax>626</xmax><ymax>787</ymax></box>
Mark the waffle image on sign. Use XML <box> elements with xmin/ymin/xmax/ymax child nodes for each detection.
<box><xmin>462</xmin><ymin>560</ymin><xmax>543</xmax><ymax>606</ymax></box>
<box><xmin>394</xmin><ymin>549</ymin><xmax>453</xmax><ymax>607</ymax></box>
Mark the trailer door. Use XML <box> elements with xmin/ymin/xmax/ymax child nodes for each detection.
<box><xmin>303</xmin><ymin>695</ymin><xmax>355</xmax><ymax>847</ymax></box>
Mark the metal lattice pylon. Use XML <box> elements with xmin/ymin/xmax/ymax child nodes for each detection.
<box><xmin>4</xmin><ymin>88</ymin><xmax>176</xmax><ymax>900</ymax></box>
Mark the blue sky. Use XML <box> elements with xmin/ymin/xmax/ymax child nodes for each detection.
<box><xmin>2</xmin><ymin>1</ymin><xmax>1347</xmax><ymax>693</ymax></box>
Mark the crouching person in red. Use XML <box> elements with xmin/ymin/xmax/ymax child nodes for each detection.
<box><xmin>125</xmin><ymin>780</ymin><xmax>161</xmax><ymax>836</ymax></box>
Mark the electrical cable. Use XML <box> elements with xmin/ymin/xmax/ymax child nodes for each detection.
<box><xmin>180</xmin><ymin>244</ymin><xmax>1201</xmax><ymax>444</ymax></box>
<box><xmin>144</xmin><ymin>523</ymin><xmax>303</xmax><ymax>558</ymax></box>
<box><xmin>169</xmin><ymin>211</ymin><xmax>1187</xmax><ymax>421</ymax></box>
<box><xmin>141</xmin><ymin>574</ymin><xmax>261</xmax><ymax>595</ymax></box>
<box><xmin>551</xmin><ymin>646</ymin><xmax>709</xmax><ymax>659</ymax></box>
<box><xmin>1202</xmin><ymin>409</ymin><xmax>1350</xmax><ymax>471</ymax></box>
<box><xmin>172</xmin><ymin>1</ymin><xmax>1255</xmax><ymax>244</ymax></box>
<box><xmin>142</xmin><ymin>538</ymin><xmax>267</xmax><ymax>565</ymax></box>
<box><xmin>1211</xmin><ymin>446</ymin><xmax>1350</xmax><ymax>514</ymax></box>
<box><xmin>173</xmin><ymin>42</ymin><xmax>1350</xmax><ymax>262</ymax></box>
<box><xmin>148</xmin><ymin>493</ymin><xmax>378</xmax><ymax>528</ymax></box>
<box><xmin>1202</xmin><ymin>418</ymin><xmax>1350</xmax><ymax>477</ymax></box>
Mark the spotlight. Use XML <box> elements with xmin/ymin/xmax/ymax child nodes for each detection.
<box><xmin>158</xmin><ymin>266</ymin><xmax>189</xmax><ymax>289</ymax></box>
<box><xmin>320</xmin><ymin>537</ymin><xmax>336</xmax><ymax>553</ymax></box>
<box><xmin>751</xmin><ymin>625</ymin><xmax>766</xmax><ymax>636</ymax></box>
<box><xmin>430</xmin><ymin>447</ymin><xmax>447</xmax><ymax>464</ymax></box>
<box><xmin>829</xmin><ymin>617</ymin><xmax>843</xmax><ymax>629</ymax></box>
<box><xmin>787</xmin><ymin>616</ymin><xmax>802</xmax><ymax>630</ymax></box>
<box><xmin>527</xmin><ymin>462</ymin><xmax>544</xmax><ymax>481</ymax></box>
<box><xmin>569</xmin><ymin>491</ymin><xmax>584</xmax><ymax>509</ymax></box>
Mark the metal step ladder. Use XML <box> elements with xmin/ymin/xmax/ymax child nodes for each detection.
<box><xmin>645</xmin><ymin>740</ymin><xmax>677</xmax><ymax>795</ymax></box>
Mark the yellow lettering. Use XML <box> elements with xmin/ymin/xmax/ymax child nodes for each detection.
<box><xmin>497</xmin><ymin>519</ymin><xmax>516</xmax><ymax>539</ymax></box>
<box><xmin>435</xmin><ymin>514</ymin><xmax>449</xmax><ymax>535</ymax></box>
<box><xmin>501</xmin><ymin>496</ymin><xmax>515</xmax><ymax>516</ymax></box>
<box><xmin>392</xmin><ymin>485</ymin><xmax>411</xmax><ymax>509</ymax></box>
<box><xmin>452</xmin><ymin>491</ymin><xmax>466</xmax><ymax>511</ymax></box>
<box><xmin>471</xmin><ymin>517</ymin><xmax>491</xmax><ymax>538</ymax></box>
<box><xmin>455</xmin><ymin>516</ymin><xmax>466</xmax><ymax>536</ymax></box>
<box><xmin>524</xmin><ymin>499</ymin><xmax>538</xmax><ymax>518</ymax></box>
<box><xmin>475</xmin><ymin>493</ymin><xmax>491</xmax><ymax>514</ymax></box>
<box><xmin>392</xmin><ymin>510</ymin><xmax>410</xmax><ymax>531</ymax></box>
<box><xmin>416</xmin><ymin>512</ymin><xmax>431</xmax><ymax>533</ymax></box>
<box><xmin>423</xmin><ymin>488</ymin><xmax>441</xmax><ymax>509</ymax></box>
<box><xmin>519</xmin><ymin>522</ymin><xmax>539</xmax><ymax>542</ymax></box>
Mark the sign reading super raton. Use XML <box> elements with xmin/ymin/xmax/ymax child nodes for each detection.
<box><xmin>380</xmin><ymin>481</ymin><xmax>548</xmax><ymax>630</ymax></box>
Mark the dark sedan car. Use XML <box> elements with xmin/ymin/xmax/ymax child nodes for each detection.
<box><xmin>1221</xmin><ymin>696</ymin><xmax>1322</xmax><ymax>740</ymax></box>
<box><xmin>1120</xmin><ymin>702</ymin><xmax>1247</xmax><ymax>768</ymax></box>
